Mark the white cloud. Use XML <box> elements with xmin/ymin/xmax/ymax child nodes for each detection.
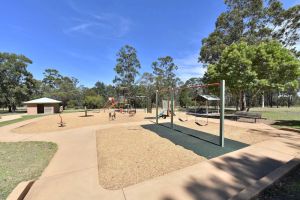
<box><xmin>175</xmin><ymin>53</ymin><xmax>206</xmax><ymax>82</ymax></box>
<box><xmin>64</xmin><ymin>0</ymin><xmax>131</xmax><ymax>39</ymax></box>
<box><xmin>66</xmin><ymin>23</ymin><xmax>93</xmax><ymax>33</ymax></box>
<box><xmin>62</xmin><ymin>50</ymin><xmax>98</xmax><ymax>62</ymax></box>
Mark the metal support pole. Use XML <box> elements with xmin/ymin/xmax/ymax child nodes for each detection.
<box><xmin>156</xmin><ymin>90</ymin><xmax>158</xmax><ymax>124</ymax></box>
<box><xmin>170</xmin><ymin>88</ymin><xmax>174</xmax><ymax>129</ymax></box>
<box><xmin>219</xmin><ymin>80</ymin><xmax>225</xmax><ymax>147</ymax></box>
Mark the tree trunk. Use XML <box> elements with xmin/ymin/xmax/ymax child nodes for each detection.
<box><xmin>276</xmin><ymin>91</ymin><xmax>279</xmax><ymax>108</ymax></box>
<box><xmin>270</xmin><ymin>92</ymin><xmax>273</xmax><ymax>108</ymax></box>
<box><xmin>261</xmin><ymin>92</ymin><xmax>264</xmax><ymax>108</ymax></box>
<box><xmin>240</xmin><ymin>91</ymin><xmax>246</xmax><ymax>111</ymax></box>
<box><xmin>8</xmin><ymin>105</ymin><xmax>12</xmax><ymax>112</ymax></box>
<box><xmin>12</xmin><ymin>104</ymin><xmax>16</xmax><ymax>112</ymax></box>
<box><xmin>287</xmin><ymin>95</ymin><xmax>291</xmax><ymax>108</ymax></box>
<box><xmin>235</xmin><ymin>96</ymin><xmax>239</xmax><ymax>111</ymax></box>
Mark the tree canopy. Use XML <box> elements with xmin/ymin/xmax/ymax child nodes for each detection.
<box><xmin>200</xmin><ymin>0</ymin><xmax>300</xmax><ymax>65</ymax></box>
<box><xmin>0</xmin><ymin>53</ymin><xmax>36</xmax><ymax>111</ymax></box>
<box><xmin>113</xmin><ymin>45</ymin><xmax>141</xmax><ymax>88</ymax></box>
<box><xmin>206</xmin><ymin>41</ymin><xmax>300</xmax><ymax>110</ymax></box>
<box><xmin>41</xmin><ymin>68</ymin><xmax>80</xmax><ymax>107</ymax></box>
<box><xmin>152</xmin><ymin>56</ymin><xmax>179</xmax><ymax>90</ymax></box>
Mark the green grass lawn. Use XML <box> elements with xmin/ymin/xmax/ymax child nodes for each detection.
<box><xmin>251</xmin><ymin>107</ymin><xmax>300</xmax><ymax>130</ymax></box>
<box><xmin>255</xmin><ymin>166</ymin><xmax>300</xmax><ymax>200</ymax></box>
<box><xmin>0</xmin><ymin>142</ymin><xmax>57</xmax><ymax>200</ymax></box>
<box><xmin>0</xmin><ymin>110</ymin><xmax>26</xmax><ymax>115</ymax></box>
<box><xmin>0</xmin><ymin>115</ymin><xmax>42</xmax><ymax>127</ymax></box>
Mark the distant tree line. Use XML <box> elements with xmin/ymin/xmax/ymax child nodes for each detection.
<box><xmin>0</xmin><ymin>45</ymin><xmax>182</xmax><ymax>111</ymax></box>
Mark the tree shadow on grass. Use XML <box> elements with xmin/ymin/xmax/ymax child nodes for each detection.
<box><xmin>272</xmin><ymin>120</ymin><xmax>300</xmax><ymax>130</ymax></box>
<box><xmin>141</xmin><ymin>123</ymin><xmax>248</xmax><ymax>159</ymax></box>
<box><xmin>161</xmin><ymin>154</ymin><xmax>285</xmax><ymax>200</ymax></box>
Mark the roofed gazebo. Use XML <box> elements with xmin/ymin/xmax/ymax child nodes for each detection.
<box><xmin>193</xmin><ymin>94</ymin><xmax>220</xmax><ymax>115</ymax></box>
<box><xmin>23</xmin><ymin>97</ymin><xmax>61</xmax><ymax>114</ymax></box>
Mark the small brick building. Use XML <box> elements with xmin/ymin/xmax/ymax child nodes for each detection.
<box><xmin>23</xmin><ymin>97</ymin><xmax>61</xmax><ymax>114</ymax></box>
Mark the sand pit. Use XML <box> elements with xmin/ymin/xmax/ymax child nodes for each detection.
<box><xmin>96</xmin><ymin>125</ymin><xmax>206</xmax><ymax>190</ymax></box>
<box><xmin>13</xmin><ymin>111</ymin><xmax>154</xmax><ymax>134</ymax></box>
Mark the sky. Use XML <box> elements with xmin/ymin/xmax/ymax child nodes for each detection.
<box><xmin>0</xmin><ymin>0</ymin><xmax>299</xmax><ymax>87</ymax></box>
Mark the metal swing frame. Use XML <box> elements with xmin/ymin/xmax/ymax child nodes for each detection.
<box><xmin>155</xmin><ymin>80</ymin><xmax>225</xmax><ymax>147</ymax></box>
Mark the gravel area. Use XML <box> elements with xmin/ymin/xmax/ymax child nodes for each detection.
<box><xmin>96</xmin><ymin>125</ymin><xmax>206</xmax><ymax>190</ymax></box>
<box><xmin>13</xmin><ymin>111</ymin><xmax>153</xmax><ymax>134</ymax></box>
<box><xmin>173</xmin><ymin>120</ymin><xmax>272</xmax><ymax>144</ymax></box>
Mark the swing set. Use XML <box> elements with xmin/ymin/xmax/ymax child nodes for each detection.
<box><xmin>155</xmin><ymin>80</ymin><xmax>225</xmax><ymax>147</ymax></box>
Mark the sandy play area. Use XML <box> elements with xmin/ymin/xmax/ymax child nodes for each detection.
<box><xmin>95</xmin><ymin>115</ymin><xmax>283</xmax><ymax>190</ymax></box>
<box><xmin>172</xmin><ymin>119</ymin><xmax>273</xmax><ymax>145</ymax></box>
<box><xmin>96</xmin><ymin>125</ymin><xmax>206</xmax><ymax>190</ymax></box>
<box><xmin>13</xmin><ymin>110</ymin><xmax>154</xmax><ymax>134</ymax></box>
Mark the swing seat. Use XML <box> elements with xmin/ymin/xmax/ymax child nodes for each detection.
<box><xmin>195</xmin><ymin>121</ymin><xmax>202</xmax><ymax>126</ymax></box>
<box><xmin>195</xmin><ymin>121</ymin><xmax>207</xmax><ymax>126</ymax></box>
<box><xmin>178</xmin><ymin>118</ymin><xmax>187</xmax><ymax>122</ymax></box>
<box><xmin>158</xmin><ymin>111</ymin><xmax>168</xmax><ymax>119</ymax></box>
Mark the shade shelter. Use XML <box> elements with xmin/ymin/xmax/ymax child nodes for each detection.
<box><xmin>193</xmin><ymin>94</ymin><xmax>220</xmax><ymax>115</ymax></box>
<box><xmin>23</xmin><ymin>97</ymin><xmax>61</xmax><ymax>114</ymax></box>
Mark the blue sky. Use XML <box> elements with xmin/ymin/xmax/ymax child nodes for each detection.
<box><xmin>0</xmin><ymin>0</ymin><xmax>299</xmax><ymax>87</ymax></box>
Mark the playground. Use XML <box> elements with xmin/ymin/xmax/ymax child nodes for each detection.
<box><xmin>12</xmin><ymin>110</ymin><xmax>153</xmax><ymax>134</ymax></box>
<box><xmin>7</xmin><ymin>108</ymin><xmax>296</xmax><ymax>193</ymax></box>
<box><xmin>10</xmin><ymin>81</ymin><xmax>285</xmax><ymax>190</ymax></box>
<box><xmin>2</xmin><ymin>81</ymin><xmax>300</xmax><ymax>200</ymax></box>
<box><xmin>95</xmin><ymin>119</ymin><xmax>272</xmax><ymax>189</ymax></box>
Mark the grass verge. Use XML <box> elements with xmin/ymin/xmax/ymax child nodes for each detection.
<box><xmin>255</xmin><ymin>165</ymin><xmax>300</xmax><ymax>200</ymax></box>
<box><xmin>251</xmin><ymin>107</ymin><xmax>300</xmax><ymax>130</ymax></box>
<box><xmin>0</xmin><ymin>141</ymin><xmax>57</xmax><ymax>200</ymax></box>
<box><xmin>0</xmin><ymin>115</ymin><xmax>42</xmax><ymax>127</ymax></box>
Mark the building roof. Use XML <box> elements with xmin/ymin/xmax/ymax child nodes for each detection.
<box><xmin>23</xmin><ymin>97</ymin><xmax>62</xmax><ymax>104</ymax></box>
<box><xmin>195</xmin><ymin>94</ymin><xmax>220</xmax><ymax>101</ymax></box>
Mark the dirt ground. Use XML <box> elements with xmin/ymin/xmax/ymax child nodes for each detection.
<box><xmin>96</xmin><ymin>125</ymin><xmax>206</xmax><ymax>190</ymax></box>
<box><xmin>13</xmin><ymin>110</ymin><xmax>154</xmax><ymax>134</ymax></box>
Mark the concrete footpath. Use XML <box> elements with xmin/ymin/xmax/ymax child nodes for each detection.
<box><xmin>1</xmin><ymin>118</ymin><xmax>299</xmax><ymax>200</ymax></box>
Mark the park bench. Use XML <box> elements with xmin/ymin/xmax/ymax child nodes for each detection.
<box><xmin>233</xmin><ymin>111</ymin><xmax>266</xmax><ymax>123</ymax></box>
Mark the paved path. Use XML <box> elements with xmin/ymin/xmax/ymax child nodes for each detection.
<box><xmin>0</xmin><ymin>117</ymin><xmax>299</xmax><ymax>200</ymax></box>
<box><xmin>0</xmin><ymin>113</ymin><xmax>25</xmax><ymax>122</ymax></box>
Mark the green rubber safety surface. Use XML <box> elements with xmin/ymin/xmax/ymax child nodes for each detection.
<box><xmin>142</xmin><ymin>123</ymin><xmax>248</xmax><ymax>159</ymax></box>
